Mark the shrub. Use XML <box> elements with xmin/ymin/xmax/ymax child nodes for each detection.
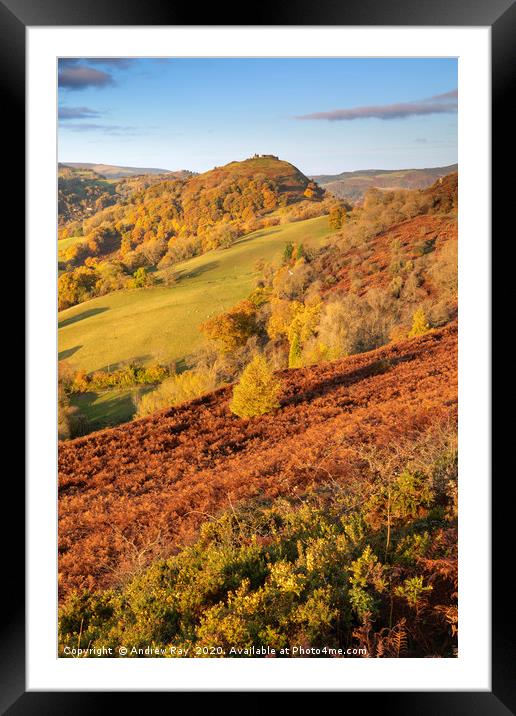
<box><xmin>135</xmin><ymin>367</ymin><xmax>219</xmax><ymax>417</ymax></box>
<box><xmin>429</xmin><ymin>238</ymin><xmax>458</xmax><ymax>301</ymax></box>
<box><xmin>229</xmin><ymin>355</ymin><xmax>281</xmax><ymax>418</ymax></box>
<box><xmin>395</xmin><ymin>576</ymin><xmax>432</xmax><ymax>609</ymax></box>
<box><xmin>58</xmin><ymin>383</ymin><xmax>89</xmax><ymax>439</ymax></box>
<box><xmin>131</xmin><ymin>266</ymin><xmax>155</xmax><ymax>289</ymax></box>
<box><xmin>70</xmin><ymin>363</ymin><xmax>171</xmax><ymax>394</ymax></box>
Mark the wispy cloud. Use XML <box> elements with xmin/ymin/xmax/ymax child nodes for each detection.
<box><xmin>58</xmin><ymin>106</ymin><xmax>103</xmax><ymax>120</ymax></box>
<box><xmin>295</xmin><ymin>89</ymin><xmax>458</xmax><ymax>122</ymax></box>
<box><xmin>59</xmin><ymin>65</ymin><xmax>114</xmax><ymax>90</ymax></box>
<box><xmin>429</xmin><ymin>89</ymin><xmax>458</xmax><ymax>101</ymax></box>
<box><xmin>59</xmin><ymin>58</ymin><xmax>136</xmax><ymax>70</ymax></box>
<box><xmin>60</xmin><ymin>123</ymin><xmax>139</xmax><ymax>135</ymax></box>
<box><xmin>82</xmin><ymin>58</ymin><xmax>136</xmax><ymax>70</ymax></box>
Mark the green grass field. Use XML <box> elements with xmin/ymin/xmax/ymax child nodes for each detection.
<box><xmin>60</xmin><ymin>215</ymin><xmax>333</xmax><ymax>428</ymax></box>
<box><xmin>59</xmin><ymin>215</ymin><xmax>332</xmax><ymax>374</ymax></box>
<box><xmin>69</xmin><ymin>386</ymin><xmax>152</xmax><ymax>432</ymax></box>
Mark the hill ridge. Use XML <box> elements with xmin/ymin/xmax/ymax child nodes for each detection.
<box><xmin>312</xmin><ymin>163</ymin><xmax>458</xmax><ymax>200</ymax></box>
<box><xmin>60</xmin><ymin>162</ymin><xmax>180</xmax><ymax>178</ymax></box>
<box><xmin>311</xmin><ymin>163</ymin><xmax>457</xmax><ymax>183</ymax></box>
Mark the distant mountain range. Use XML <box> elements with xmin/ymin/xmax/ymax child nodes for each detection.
<box><xmin>310</xmin><ymin>164</ymin><xmax>458</xmax><ymax>201</ymax></box>
<box><xmin>60</xmin><ymin>162</ymin><xmax>193</xmax><ymax>180</ymax></box>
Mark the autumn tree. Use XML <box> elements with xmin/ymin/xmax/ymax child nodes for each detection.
<box><xmin>288</xmin><ymin>333</ymin><xmax>302</xmax><ymax>368</ymax></box>
<box><xmin>58</xmin><ymin>266</ymin><xmax>98</xmax><ymax>311</ymax></box>
<box><xmin>229</xmin><ymin>355</ymin><xmax>281</xmax><ymax>418</ymax></box>
<box><xmin>409</xmin><ymin>307</ymin><xmax>430</xmax><ymax>337</ymax></box>
<box><xmin>303</xmin><ymin>181</ymin><xmax>319</xmax><ymax>199</ymax></box>
<box><xmin>267</xmin><ymin>298</ymin><xmax>303</xmax><ymax>341</ymax></box>
<box><xmin>201</xmin><ymin>300</ymin><xmax>257</xmax><ymax>353</ymax></box>
<box><xmin>329</xmin><ymin>205</ymin><xmax>347</xmax><ymax>230</ymax></box>
<box><xmin>287</xmin><ymin>298</ymin><xmax>321</xmax><ymax>345</ymax></box>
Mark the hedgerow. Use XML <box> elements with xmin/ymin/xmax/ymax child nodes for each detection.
<box><xmin>69</xmin><ymin>363</ymin><xmax>171</xmax><ymax>394</ymax></box>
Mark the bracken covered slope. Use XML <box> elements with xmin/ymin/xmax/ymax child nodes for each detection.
<box><xmin>325</xmin><ymin>213</ymin><xmax>456</xmax><ymax>298</ymax></box>
<box><xmin>59</xmin><ymin>322</ymin><xmax>457</xmax><ymax>598</ymax></box>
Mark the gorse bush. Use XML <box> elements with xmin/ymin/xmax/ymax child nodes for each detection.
<box><xmin>58</xmin><ymin>428</ymin><xmax>458</xmax><ymax>658</ymax></box>
<box><xmin>230</xmin><ymin>355</ymin><xmax>281</xmax><ymax>418</ymax></box>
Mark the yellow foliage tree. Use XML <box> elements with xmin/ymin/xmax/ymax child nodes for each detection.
<box><xmin>287</xmin><ymin>298</ymin><xmax>321</xmax><ymax>345</ymax></box>
<box><xmin>229</xmin><ymin>355</ymin><xmax>281</xmax><ymax>418</ymax></box>
<box><xmin>288</xmin><ymin>332</ymin><xmax>303</xmax><ymax>368</ymax></box>
<box><xmin>267</xmin><ymin>298</ymin><xmax>303</xmax><ymax>340</ymax></box>
<box><xmin>408</xmin><ymin>307</ymin><xmax>430</xmax><ymax>337</ymax></box>
<box><xmin>201</xmin><ymin>300</ymin><xmax>257</xmax><ymax>353</ymax></box>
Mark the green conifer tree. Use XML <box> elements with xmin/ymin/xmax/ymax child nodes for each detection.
<box><xmin>283</xmin><ymin>242</ymin><xmax>294</xmax><ymax>263</ymax></box>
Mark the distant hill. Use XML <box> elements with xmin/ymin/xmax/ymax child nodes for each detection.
<box><xmin>180</xmin><ymin>155</ymin><xmax>323</xmax><ymax>206</ymax></box>
<box><xmin>57</xmin><ymin>163</ymin><xmax>196</xmax><ymax>227</ymax></box>
<box><xmin>58</xmin><ymin>164</ymin><xmax>118</xmax><ymax>225</ymax></box>
<box><xmin>58</xmin><ymin>155</ymin><xmax>325</xmax><ymax>272</ymax></box>
<box><xmin>61</xmin><ymin>162</ymin><xmax>193</xmax><ymax>180</ymax></box>
<box><xmin>311</xmin><ymin>164</ymin><xmax>458</xmax><ymax>201</ymax></box>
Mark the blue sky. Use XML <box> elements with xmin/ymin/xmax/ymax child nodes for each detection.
<box><xmin>58</xmin><ymin>57</ymin><xmax>457</xmax><ymax>175</ymax></box>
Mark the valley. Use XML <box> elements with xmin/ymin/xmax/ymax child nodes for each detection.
<box><xmin>57</xmin><ymin>152</ymin><xmax>458</xmax><ymax>659</ymax></box>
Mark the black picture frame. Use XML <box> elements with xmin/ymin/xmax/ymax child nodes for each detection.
<box><xmin>5</xmin><ymin>0</ymin><xmax>510</xmax><ymax>709</ymax></box>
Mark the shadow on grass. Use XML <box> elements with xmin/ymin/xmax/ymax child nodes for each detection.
<box><xmin>59</xmin><ymin>345</ymin><xmax>82</xmax><ymax>361</ymax></box>
<box><xmin>58</xmin><ymin>307</ymin><xmax>109</xmax><ymax>329</ymax></box>
<box><xmin>233</xmin><ymin>228</ymin><xmax>281</xmax><ymax>247</ymax></box>
<box><xmin>95</xmin><ymin>354</ymin><xmax>154</xmax><ymax>373</ymax></box>
<box><xmin>71</xmin><ymin>385</ymin><xmax>155</xmax><ymax>432</ymax></box>
<box><xmin>176</xmin><ymin>261</ymin><xmax>219</xmax><ymax>281</ymax></box>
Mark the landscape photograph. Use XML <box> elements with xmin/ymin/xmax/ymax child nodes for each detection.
<box><xmin>57</xmin><ymin>57</ymin><xmax>458</xmax><ymax>659</ymax></box>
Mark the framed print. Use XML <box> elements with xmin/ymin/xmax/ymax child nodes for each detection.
<box><xmin>4</xmin><ymin>0</ymin><xmax>511</xmax><ymax>708</ymax></box>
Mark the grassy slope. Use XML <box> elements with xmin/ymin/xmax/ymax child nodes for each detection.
<box><xmin>59</xmin><ymin>215</ymin><xmax>331</xmax><ymax>373</ymax></box>
<box><xmin>71</xmin><ymin>388</ymin><xmax>141</xmax><ymax>425</ymax></box>
<box><xmin>61</xmin><ymin>215</ymin><xmax>332</xmax><ymax>425</ymax></box>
